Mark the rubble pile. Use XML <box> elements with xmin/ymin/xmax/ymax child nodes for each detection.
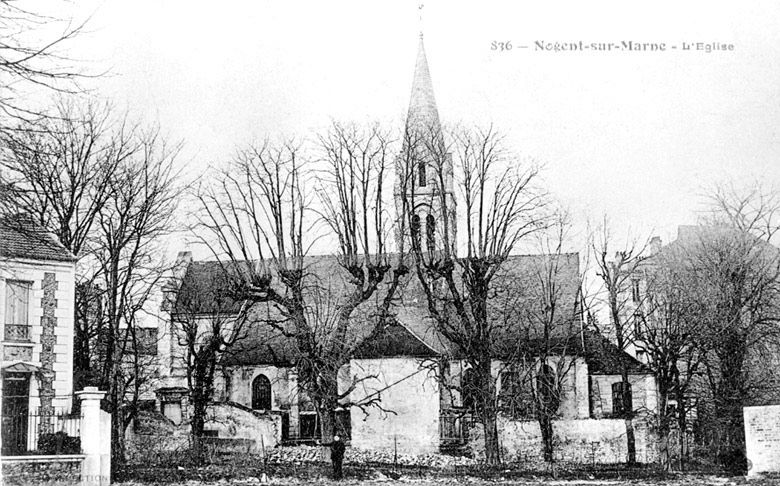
<box><xmin>261</xmin><ymin>445</ymin><xmax>476</xmax><ymax>468</ymax></box>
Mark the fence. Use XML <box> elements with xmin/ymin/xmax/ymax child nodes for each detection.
<box><xmin>1</xmin><ymin>407</ymin><xmax>81</xmax><ymax>455</ymax></box>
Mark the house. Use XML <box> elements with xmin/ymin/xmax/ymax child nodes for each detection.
<box><xmin>148</xmin><ymin>35</ymin><xmax>659</xmax><ymax>463</ymax></box>
<box><xmin>0</xmin><ymin>216</ymin><xmax>77</xmax><ymax>455</ymax></box>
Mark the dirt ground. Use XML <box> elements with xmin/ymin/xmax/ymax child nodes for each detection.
<box><xmin>115</xmin><ymin>474</ymin><xmax>780</xmax><ymax>486</ymax></box>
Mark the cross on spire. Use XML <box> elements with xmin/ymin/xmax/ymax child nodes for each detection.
<box><xmin>418</xmin><ymin>2</ymin><xmax>424</xmax><ymax>39</ymax></box>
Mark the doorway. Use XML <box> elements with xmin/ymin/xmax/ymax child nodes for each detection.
<box><xmin>2</xmin><ymin>372</ymin><xmax>31</xmax><ymax>455</ymax></box>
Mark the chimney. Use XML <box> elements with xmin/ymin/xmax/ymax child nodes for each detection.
<box><xmin>650</xmin><ymin>236</ymin><xmax>662</xmax><ymax>255</ymax></box>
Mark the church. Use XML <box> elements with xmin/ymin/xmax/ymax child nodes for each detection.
<box><xmin>142</xmin><ymin>35</ymin><xmax>659</xmax><ymax>464</ymax></box>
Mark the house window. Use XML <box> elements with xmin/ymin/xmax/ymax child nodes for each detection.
<box><xmin>426</xmin><ymin>215</ymin><xmax>436</xmax><ymax>251</ymax></box>
<box><xmin>631</xmin><ymin>279</ymin><xmax>641</xmax><ymax>303</ymax></box>
<box><xmin>4</xmin><ymin>281</ymin><xmax>31</xmax><ymax>342</ymax></box>
<box><xmin>418</xmin><ymin>161</ymin><xmax>426</xmax><ymax>187</ymax></box>
<box><xmin>611</xmin><ymin>381</ymin><xmax>633</xmax><ymax>416</ymax></box>
<box><xmin>251</xmin><ymin>374</ymin><xmax>272</xmax><ymax>410</ymax></box>
<box><xmin>130</xmin><ymin>327</ymin><xmax>158</xmax><ymax>356</ymax></box>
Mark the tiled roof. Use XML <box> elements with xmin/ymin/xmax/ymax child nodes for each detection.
<box><xmin>0</xmin><ymin>216</ymin><xmax>76</xmax><ymax>263</ymax></box>
<box><xmin>171</xmin><ymin>252</ymin><xmax>649</xmax><ymax>375</ymax></box>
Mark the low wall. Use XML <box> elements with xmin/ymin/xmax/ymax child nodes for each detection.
<box><xmin>470</xmin><ymin>416</ymin><xmax>657</xmax><ymax>464</ymax></box>
<box><xmin>205</xmin><ymin>402</ymin><xmax>281</xmax><ymax>451</ymax></box>
<box><xmin>126</xmin><ymin>401</ymin><xmax>281</xmax><ymax>462</ymax></box>
<box><xmin>1</xmin><ymin>455</ymin><xmax>84</xmax><ymax>486</ymax></box>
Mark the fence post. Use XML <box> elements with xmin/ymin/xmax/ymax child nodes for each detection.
<box><xmin>76</xmin><ymin>387</ymin><xmax>109</xmax><ymax>486</ymax></box>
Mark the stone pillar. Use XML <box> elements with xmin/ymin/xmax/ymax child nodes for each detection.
<box><xmin>77</xmin><ymin>387</ymin><xmax>109</xmax><ymax>486</ymax></box>
<box><xmin>39</xmin><ymin>272</ymin><xmax>58</xmax><ymax>430</ymax></box>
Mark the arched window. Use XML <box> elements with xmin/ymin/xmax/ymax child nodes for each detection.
<box><xmin>426</xmin><ymin>214</ymin><xmax>436</xmax><ymax>251</ymax></box>
<box><xmin>251</xmin><ymin>374</ymin><xmax>272</xmax><ymax>410</ymax></box>
<box><xmin>411</xmin><ymin>214</ymin><xmax>421</xmax><ymax>249</ymax></box>
<box><xmin>418</xmin><ymin>161</ymin><xmax>427</xmax><ymax>187</ymax></box>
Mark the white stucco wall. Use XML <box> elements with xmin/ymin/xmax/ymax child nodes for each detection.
<box><xmin>0</xmin><ymin>258</ymin><xmax>75</xmax><ymax>411</ymax></box>
<box><xmin>349</xmin><ymin>357</ymin><xmax>440</xmax><ymax>454</ymax></box>
<box><xmin>473</xmin><ymin>415</ymin><xmax>658</xmax><ymax>464</ymax></box>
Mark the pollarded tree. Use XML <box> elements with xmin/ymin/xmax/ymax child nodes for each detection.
<box><xmin>400</xmin><ymin>123</ymin><xmax>549</xmax><ymax>465</ymax></box>
<box><xmin>196</xmin><ymin>124</ymin><xmax>408</xmax><ymax>447</ymax></box>
<box><xmin>592</xmin><ymin>219</ymin><xmax>651</xmax><ymax>465</ymax></box>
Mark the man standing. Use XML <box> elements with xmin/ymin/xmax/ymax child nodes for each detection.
<box><xmin>328</xmin><ymin>434</ymin><xmax>346</xmax><ymax>480</ymax></box>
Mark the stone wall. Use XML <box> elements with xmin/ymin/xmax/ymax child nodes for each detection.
<box><xmin>744</xmin><ymin>404</ymin><xmax>780</xmax><ymax>476</ymax></box>
<box><xmin>126</xmin><ymin>402</ymin><xmax>281</xmax><ymax>462</ymax></box>
<box><xmin>471</xmin><ymin>415</ymin><xmax>658</xmax><ymax>464</ymax></box>
<box><xmin>349</xmin><ymin>357</ymin><xmax>440</xmax><ymax>455</ymax></box>
<box><xmin>205</xmin><ymin>402</ymin><xmax>281</xmax><ymax>451</ymax></box>
<box><xmin>2</xmin><ymin>457</ymin><xmax>82</xmax><ymax>486</ymax></box>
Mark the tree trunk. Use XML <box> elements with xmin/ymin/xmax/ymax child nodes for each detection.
<box><xmin>191</xmin><ymin>400</ymin><xmax>207</xmax><ymax>463</ymax></box>
<box><xmin>476</xmin><ymin>359</ymin><xmax>500</xmax><ymax>465</ymax></box>
<box><xmin>538</xmin><ymin>413</ymin><xmax>554</xmax><ymax>463</ymax></box>
<box><xmin>621</xmin><ymin>369</ymin><xmax>636</xmax><ymax>465</ymax></box>
<box><xmin>482</xmin><ymin>408</ymin><xmax>500</xmax><ymax>465</ymax></box>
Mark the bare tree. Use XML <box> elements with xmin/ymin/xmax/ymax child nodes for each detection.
<box><xmin>91</xmin><ymin>128</ymin><xmax>181</xmax><ymax>475</ymax></box>
<box><xmin>400</xmin><ymin>123</ymin><xmax>549</xmax><ymax>465</ymax></box>
<box><xmin>592</xmin><ymin>219</ymin><xmax>651</xmax><ymax>465</ymax></box>
<box><xmin>196</xmin><ymin>124</ymin><xmax>407</xmax><ymax>451</ymax></box>
<box><xmin>521</xmin><ymin>219</ymin><xmax>582</xmax><ymax>467</ymax></box>
<box><xmin>636</xmin><ymin>253</ymin><xmax>708</xmax><ymax>470</ymax></box>
<box><xmin>0</xmin><ymin>1</ymin><xmax>88</xmax><ymax>126</ymax></box>
<box><xmin>167</xmin><ymin>264</ymin><xmax>253</xmax><ymax>461</ymax></box>
<box><xmin>0</xmin><ymin>99</ymin><xmax>138</xmax><ymax>391</ymax></box>
<box><xmin>684</xmin><ymin>184</ymin><xmax>780</xmax><ymax>472</ymax></box>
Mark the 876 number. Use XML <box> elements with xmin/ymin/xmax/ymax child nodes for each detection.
<box><xmin>491</xmin><ymin>41</ymin><xmax>513</xmax><ymax>51</ymax></box>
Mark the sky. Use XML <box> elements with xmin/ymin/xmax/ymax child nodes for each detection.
<box><xmin>49</xmin><ymin>0</ymin><xmax>780</xmax><ymax>260</ymax></box>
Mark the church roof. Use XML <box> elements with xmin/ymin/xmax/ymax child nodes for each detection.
<box><xmin>169</xmin><ymin>252</ymin><xmax>647</xmax><ymax>375</ymax></box>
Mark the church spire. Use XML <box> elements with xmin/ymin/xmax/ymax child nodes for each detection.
<box><xmin>405</xmin><ymin>35</ymin><xmax>441</xmax><ymax>134</ymax></box>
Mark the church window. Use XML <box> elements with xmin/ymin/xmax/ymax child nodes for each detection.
<box><xmin>611</xmin><ymin>381</ymin><xmax>632</xmax><ymax>416</ymax></box>
<box><xmin>251</xmin><ymin>374</ymin><xmax>272</xmax><ymax>410</ymax></box>
<box><xmin>411</xmin><ymin>214</ymin><xmax>421</xmax><ymax>249</ymax></box>
<box><xmin>426</xmin><ymin>214</ymin><xmax>436</xmax><ymax>251</ymax></box>
<box><xmin>461</xmin><ymin>368</ymin><xmax>477</xmax><ymax>412</ymax></box>
<box><xmin>418</xmin><ymin>161</ymin><xmax>427</xmax><ymax>187</ymax></box>
<box><xmin>631</xmin><ymin>279</ymin><xmax>641</xmax><ymax>303</ymax></box>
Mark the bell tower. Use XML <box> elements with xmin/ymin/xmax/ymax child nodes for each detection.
<box><xmin>394</xmin><ymin>34</ymin><xmax>457</xmax><ymax>255</ymax></box>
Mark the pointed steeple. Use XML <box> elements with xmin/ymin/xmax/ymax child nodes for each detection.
<box><xmin>405</xmin><ymin>35</ymin><xmax>441</xmax><ymax>133</ymax></box>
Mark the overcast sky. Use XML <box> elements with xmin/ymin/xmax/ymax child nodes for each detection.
<box><xmin>59</xmin><ymin>0</ymin><xmax>780</xmax><ymax>259</ymax></box>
